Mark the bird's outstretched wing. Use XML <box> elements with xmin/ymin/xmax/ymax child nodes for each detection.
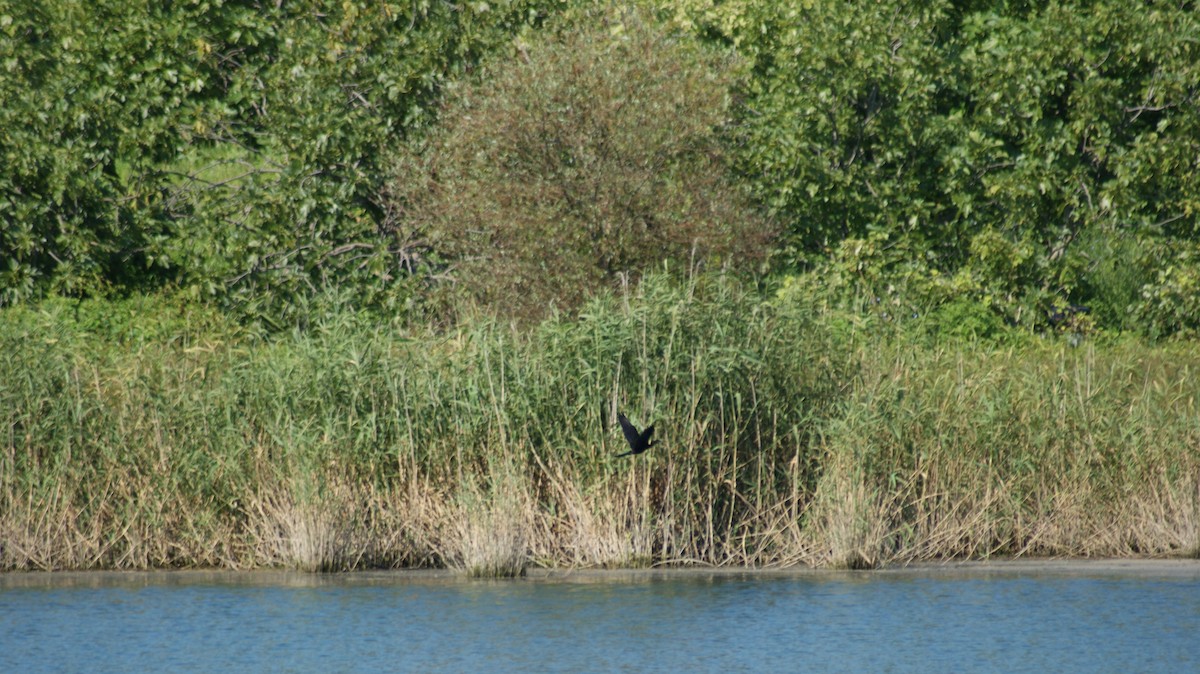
<box><xmin>641</xmin><ymin>425</ymin><xmax>655</xmax><ymax>446</ymax></box>
<box><xmin>617</xmin><ymin>412</ymin><xmax>640</xmax><ymax>450</ymax></box>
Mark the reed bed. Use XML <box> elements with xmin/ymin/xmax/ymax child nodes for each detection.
<box><xmin>3</xmin><ymin>276</ymin><xmax>1199</xmax><ymax>572</ymax></box>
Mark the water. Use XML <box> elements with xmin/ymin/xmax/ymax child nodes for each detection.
<box><xmin>3</xmin><ymin>561</ymin><xmax>1199</xmax><ymax>673</ymax></box>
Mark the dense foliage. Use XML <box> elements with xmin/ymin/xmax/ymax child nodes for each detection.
<box><xmin>388</xmin><ymin>7</ymin><xmax>773</xmax><ymax>320</ymax></box>
<box><xmin>3</xmin><ymin>275</ymin><xmax>1198</xmax><ymax>570</ymax></box>
<box><xmin>672</xmin><ymin>0</ymin><xmax>1200</xmax><ymax>335</ymax></box>
<box><xmin>2</xmin><ymin>0</ymin><xmax>1198</xmax><ymax>334</ymax></box>
<box><xmin>2</xmin><ymin>0</ymin><xmax>564</xmax><ymax>324</ymax></box>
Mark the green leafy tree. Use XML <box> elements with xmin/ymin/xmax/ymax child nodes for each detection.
<box><xmin>1</xmin><ymin>0</ymin><xmax>564</xmax><ymax>327</ymax></box>
<box><xmin>672</xmin><ymin>0</ymin><xmax>1200</xmax><ymax>335</ymax></box>
<box><xmin>388</xmin><ymin>6</ymin><xmax>774</xmax><ymax>321</ymax></box>
<box><xmin>166</xmin><ymin>0</ymin><xmax>566</xmax><ymax>326</ymax></box>
<box><xmin>0</xmin><ymin>0</ymin><xmax>250</xmax><ymax>301</ymax></box>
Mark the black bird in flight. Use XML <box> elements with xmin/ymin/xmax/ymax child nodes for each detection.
<box><xmin>615</xmin><ymin>412</ymin><xmax>655</xmax><ymax>457</ymax></box>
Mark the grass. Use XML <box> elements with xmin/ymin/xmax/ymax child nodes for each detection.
<box><xmin>447</xmin><ymin>464</ymin><xmax>531</xmax><ymax>578</ymax></box>
<box><xmin>2</xmin><ymin>277</ymin><xmax>1199</xmax><ymax>572</ymax></box>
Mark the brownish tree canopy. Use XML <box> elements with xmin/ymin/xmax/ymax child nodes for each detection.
<box><xmin>387</xmin><ymin>7</ymin><xmax>774</xmax><ymax>322</ymax></box>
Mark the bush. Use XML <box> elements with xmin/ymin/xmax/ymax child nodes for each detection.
<box><xmin>163</xmin><ymin>0</ymin><xmax>567</xmax><ymax>327</ymax></box>
<box><xmin>0</xmin><ymin>0</ymin><xmax>231</xmax><ymax>302</ymax></box>
<box><xmin>671</xmin><ymin>0</ymin><xmax>1200</xmax><ymax>336</ymax></box>
<box><xmin>388</xmin><ymin>6</ymin><xmax>774</xmax><ymax>321</ymax></box>
<box><xmin>1135</xmin><ymin>241</ymin><xmax>1200</xmax><ymax>340</ymax></box>
<box><xmin>1</xmin><ymin>0</ymin><xmax>564</xmax><ymax>327</ymax></box>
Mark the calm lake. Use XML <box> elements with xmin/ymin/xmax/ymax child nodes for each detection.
<box><xmin>3</xmin><ymin>560</ymin><xmax>1199</xmax><ymax>673</ymax></box>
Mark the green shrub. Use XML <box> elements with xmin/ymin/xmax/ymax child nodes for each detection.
<box><xmin>1071</xmin><ymin>227</ymin><xmax>1155</xmax><ymax>334</ymax></box>
<box><xmin>923</xmin><ymin>297</ymin><xmax>1009</xmax><ymax>343</ymax></box>
<box><xmin>0</xmin><ymin>0</ymin><xmax>233</xmax><ymax>302</ymax></box>
<box><xmin>671</xmin><ymin>0</ymin><xmax>1200</xmax><ymax>336</ymax></box>
<box><xmin>0</xmin><ymin>291</ymin><xmax>241</xmax><ymax>349</ymax></box>
<box><xmin>388</xmin><ymin>6</ymin><xmax>774</xmax><ymax>321</ymax></box>
<box><xmin>1135</xmin><ymin>241</ymin><xmax>1200</xmax><ymax>340</ymax></box>
<box><xmin>1</xmin><ymin>0</ymin><xmax>565</xmax><ymax>327</ymax></box>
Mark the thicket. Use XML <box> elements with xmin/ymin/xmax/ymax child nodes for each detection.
<box><xmin>1</xmin><ymin>0</ymin><xmax>564</xmax><ymax>324</ymax></box>
<box><xmin>672</xmin><ymin>0</ymin><xmax>1200</xmax><ymax>337</ymax></box>
<box><xmin>3</xmin><ymin>274</ymin><xmax>1198</xmax><ymax>571</ymax></box>
<box><xmin>387</xmin><ymin>8</ymin><xmax>773</xmax><ymax>321</ymax></box>
<box><xmin>4</xmin><ymin>0</ymin><xmax>1200</xmax><ymax>573</ymax></box>
<box><xmin>4</xmin><ymin>0</ymin><xmax>1198</xmax><ymax>336</ymax></box>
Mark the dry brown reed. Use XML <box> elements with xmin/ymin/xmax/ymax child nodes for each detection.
<box><xmin>804</xmin><ymin>448</ymin><xmax>894</xmax><ymax>569</ymax></box>
<box><xmin>526</xmin><ymin>452</ymin><xmax>658</xmax><ymax>568</ymax></box>
<box><xmin>445</xmin><ymin>464</ymin><xmax>531</xmax><ymax>578</ymax></box>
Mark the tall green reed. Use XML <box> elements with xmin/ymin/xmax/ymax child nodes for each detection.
<box><xmin>3</xmin><ymin>277</ymin><xmax>1198</xmax><ymax>570</ymax></box>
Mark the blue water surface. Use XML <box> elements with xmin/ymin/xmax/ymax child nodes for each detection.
<box><xmin>2</xmin><ymin>561</ymin><xmax>1198</xmax><ymax>673</ymax></box>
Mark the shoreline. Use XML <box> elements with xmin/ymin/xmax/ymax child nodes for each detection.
<box><xmin>4</xmin><ymin>557</ymin><xmax>1199</xmax><ymax>588</ymax></box>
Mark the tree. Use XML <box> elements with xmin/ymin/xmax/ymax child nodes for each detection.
<box><xmin>674</xmin><ymin>0</ymin><xmax>1200</xmax><ymax>335</ymax></box>
<box><xmin>388</xmin><ymin>6</ymin><xmax>774</xmax><ymax>321</ymax></box>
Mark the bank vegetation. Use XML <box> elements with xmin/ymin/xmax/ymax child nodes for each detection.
<box><xmin>3</xmin><ymin>276</ymin><xmax>1198</xmax><ymax>573</ymax></box>
<box><xmin>3</xmin><ymin>1</ymin><xmax>1200</xmax><ymax>573</ymax></box>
